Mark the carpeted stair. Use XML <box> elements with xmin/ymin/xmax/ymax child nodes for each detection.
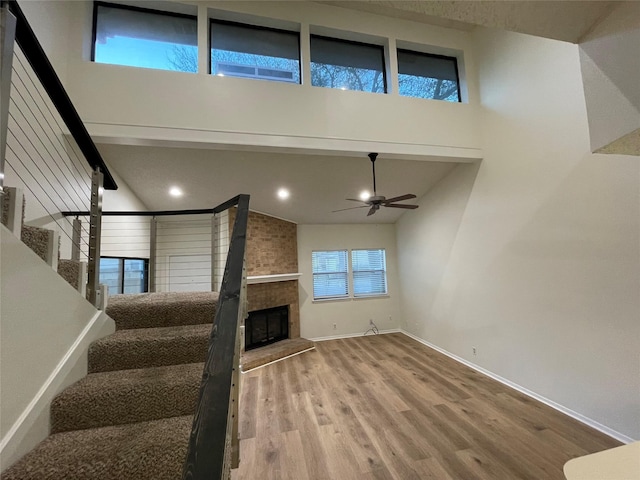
<box><xmin>1</xmin><ymin>291</ymin><xmax>219</xmax><ymax>480</ymax></box>
<box><xmin>2</xmin><ymin>187</ymin><xmax>84</xmax><ymax>292</ymax></box>
<box><xmin>20</xmin><ymin>225</ymin><xmax>57</xmax><ymax>264</ymax></box>
<box><xmin>57</xmin><ymin>259</ymin><xmax>83</xmax><ymax>290</ymax></box>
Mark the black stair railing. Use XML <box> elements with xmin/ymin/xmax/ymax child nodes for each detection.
<box><xmin>4</xmin><ymin>0</ymin><xmax>117</xmax><ymax>190</ymax></box>
<box><xmin>2</xmin><ymin>0</ymin><xmax>117</xmax><ymax>307</ymax></box>
<box><xmin>183</xmin><ymin>194</ymin><xmax>250</xmax><ymax>479</ymax></box>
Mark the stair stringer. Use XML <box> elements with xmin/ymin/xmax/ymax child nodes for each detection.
<box><xmin>0</xmin><ymin>224</ymin><xmax>115</xmax><ymax>471</ymax></box>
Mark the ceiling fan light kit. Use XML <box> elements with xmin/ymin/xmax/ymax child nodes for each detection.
<box><xmin>333</xmin><ymin>152</ymin><xmax>419</xmax><ymax>216</ymax></box>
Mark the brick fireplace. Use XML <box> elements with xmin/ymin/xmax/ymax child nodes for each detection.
<box><xmin>230</xmin><ymin>208</ymin><xmax>301</xmax><ymax>351</ymax></box>
<box><xmin>247</xmin><ymin>279</ymin><xmax>300</xmax><ymax>340</ymax></box>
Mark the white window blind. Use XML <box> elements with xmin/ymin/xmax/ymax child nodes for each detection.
<box><xmin>312</xmin><ymin>250</ymin><xmax>348</xmax><ymax>299</ymax></box>
<box><xmin>352</xmin><ymin>249</ymin><xmax>387</xmax><ymax>297</ymax></box>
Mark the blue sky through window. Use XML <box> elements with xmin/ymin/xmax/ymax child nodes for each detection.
<box><xmin>94</xmin><ymin>36</ymin><xmax>197</xmax><ymax>72</ymax></box>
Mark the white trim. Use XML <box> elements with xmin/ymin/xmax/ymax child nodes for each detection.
<box><xmin>400</xmin><ymin>330</ymin><xmax>635</xmax><ymax>445</ymax></box>
<box><xmin>0</xmin><ymin>311</ymin><xmax>114</xmax><ymax>461</ymax></box>
<box><xmin>241</xmin><ymin>346</ymin><xmax>316</xmax><ymax>373</ymax></box>
<box><xmin>309</xmin><ymin>328</ymin><xmax>400</xmax><ymax>342</ymax></box>
<box><xmin>247</xmin><ymin>273</ymin><xmax>301</xmax><ymax>284</ymax></box>
<box><xmin>84</xmin><ymin>123</ymin><xmax>482</xmax><ymax>162</ymax></box>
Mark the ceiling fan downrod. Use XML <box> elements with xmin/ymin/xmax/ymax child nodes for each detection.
<box><xmin>368</xmin><ymin>152</ymin><xmax>378</xmax><ymax>196</ymax></box>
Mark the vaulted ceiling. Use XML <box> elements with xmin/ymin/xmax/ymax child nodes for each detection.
<box><xmin>101</xmin><ymin>1</ymin><xmax>627</xmax><ymax>222</ymax></box>
<box><xmin>316</xmin><ymin>1</ymin><xmax>620</xmax><ymax>43</ymax></box>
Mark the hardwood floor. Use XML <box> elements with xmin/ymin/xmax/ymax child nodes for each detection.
<box><xmin>233</xmin><ymin>333</ymin><xmax>621</xmax><ymax>480</ymax></box>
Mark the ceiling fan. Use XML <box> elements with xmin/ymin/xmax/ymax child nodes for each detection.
<box><xmin>333</xmin><ymin>153</ymin><xmax>419</xmax><ymax>217</ymax></box>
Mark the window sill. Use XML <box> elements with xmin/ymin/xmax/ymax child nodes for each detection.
<box><xmin>312</xmin><ymin>294</ymin><xmax>389</xmax><ymax>304</ymax></box>
<box><xmin>353</xmin><ymin>294</ymin><xmax>389</xmax><ymax>300</ymax></box>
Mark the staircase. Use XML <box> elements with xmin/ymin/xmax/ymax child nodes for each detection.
<box><xmin>1</xmin><ymin>187</ymin><xmax>87</xmax><ymax>296</ymax></box>
<box><xmin>1</xmin><ymin>291</ymin><xmax>218</xmax><ymax>479</ymax></box>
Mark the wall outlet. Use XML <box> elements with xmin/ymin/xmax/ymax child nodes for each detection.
<box><xmin>333</xmin><ymin>323</ymin><xmax>337</xmax><ymax>330</ymax></box>
<box><xmin>473</xmin><ymin>347</ymin><xmax>477</xmax><ymax>356</ymax></box>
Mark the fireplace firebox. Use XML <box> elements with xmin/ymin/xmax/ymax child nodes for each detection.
<box><xmin>245</xmin><ymin>305</ymin><xmax>289</xmax><ymax>351</ymax></box>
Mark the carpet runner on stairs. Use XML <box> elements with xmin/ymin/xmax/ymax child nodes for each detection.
<box><xmin>2</xmin><ymin>291</ymin><xmax>219</xmax><ymax>480</ymax></box>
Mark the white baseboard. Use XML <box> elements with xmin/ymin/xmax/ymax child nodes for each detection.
<box><xmin>309</xmin><ymin>328</ymin><xmax>400</xmax><ymax>342</ymax></box>
<box><xmin>0</xmin><ymin>311</ymin><xmax>115</xmax><ymax>469</ymax></box>
<box><xmin>400</xmin><ymin>330</ymin><xmax>634</xmax><ymax>445</ymax></box>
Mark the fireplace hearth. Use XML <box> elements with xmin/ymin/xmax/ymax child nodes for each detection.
<box><xmin>245</xmin><ymin>305</ymin><xmax>289</xmax><ymax>351</ymax></box>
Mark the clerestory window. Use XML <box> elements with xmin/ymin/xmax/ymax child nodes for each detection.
<box><xmin>210</xmin><ymin>20</ymin><xmax>301</xmax><ymax>84</ymax></box>
<box><xmin>92</xmin><ymin>3</ymin><xmax>198</xmax><ymax>72</ymax></box>
<box><xmin>397</xmin><ymin>49</ymin><xmax>460</xmax><ymax>102</ymax></box>
<box><xmin>310</xmin><ymin>35</ymin><xmax>386</xmax><ymax>93</ymax></box>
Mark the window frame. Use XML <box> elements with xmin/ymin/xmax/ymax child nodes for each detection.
<box><xmin>396</xmin><ymin>48</ymin><xmax>461</xmax><ymax>102</ymax></box>
<box><xmin>91</xmin><ymin>2</ymin><xmax>198</xmax><ymax>69</ymax></box>
<box><xmin>311</xmin><ymin>248</ymin><xmax>389</xmax><ymax>302</ymax></box>
<box><xmin>209</xmin><ymin>18</ymin><xmax>302</xmax><ymax>84</ymax></box>
<box><xmin>309</xmin><ymin>34</ymin><xmax>388</xmax><ymax>93</ymax></box>
<box><xmin>311</xmin><ymin>249</ymin><xmax>350</xmax><ymax>301</ymax></box>
<box><xmin>99</xmin><ymin>256</ymin><xmax>149</xmax><ymax>296</ymax></box>
<box><xmin>351</xmin><ymin>248</ymin><xmax>388</xmax><ymax>298</ymax></box>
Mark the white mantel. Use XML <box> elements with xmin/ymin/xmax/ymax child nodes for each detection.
<box><xmin>246</xmin><ymin>273</ymin><xmax>302</xmax><ymax>285</ymax></box>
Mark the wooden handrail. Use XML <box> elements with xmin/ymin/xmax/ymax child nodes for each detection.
<box><xmin>182</xmin><ymin>194</ymin><xmax>249</xmax><ymax>479</ymax></box>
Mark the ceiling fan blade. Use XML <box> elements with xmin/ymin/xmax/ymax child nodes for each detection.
<box><xmin>332</xmin><ymin>205</ymin><xmax>369</xmax><ymax>213</ymax></box>
<box><xmin>385</xmin><ymin>203</ymin><xmax>419</xmax><ymax>209</ymax></box>
<box><xmin>367</xmin><ymin>206</ymin><xmax>378</xmax><ymax>216</ymax></box>
<box><xmin>382</xmin><ymin>194</ymin><xmax>417</xmax><ymax>204</ymax></box>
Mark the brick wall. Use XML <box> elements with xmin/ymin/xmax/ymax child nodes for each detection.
<box><xmin>229</xmin><ymin>209</ymin><xmax>297</xmax><ymax>276</ymax></box>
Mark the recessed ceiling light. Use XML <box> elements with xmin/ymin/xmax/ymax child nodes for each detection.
<box><xmin>277</xmin><ymin>188</ymin><xmax>290</xmax><ymax>200</ymax></box>
<box><xmin>359</xmin><ymin>190</ymin><xmax>371</xmax><ymax>201</ymax></box>
<box><xmin>169</xmin><ymin>186</ymin><xmax>183</xmax><ymax>197</ymax></box>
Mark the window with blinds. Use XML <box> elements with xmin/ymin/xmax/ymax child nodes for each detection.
<box><xmin>312</xmin><ymin>249</ymin><xmax>387</xmax><ymax>300</ymax></box>
<box><xmin>310</xmin><ymin>35</ymin><xmax>386</xmax><ymax>93</ymax></box>
<box><xmin>352</xmin><ymin>249</ymin><xmax>387</xmax><ymax>297</ymax></box>
<box><xmin>312</xmin><ymin>250</ymin><xmax>349</xmax><ymax>300</ymax></box>
<box><xmin>210</xmin><ymin>20</ymin><xmax>301</xmax><ymax>84</ymax></box>
<box><xmin>93</xmin><ymin>3</ymin><xmax>198</xmax><ymax>72</ymax></box>
<box><xmin>397</xmin><ymin>49</ymin><xmax>460</xmax><ymax>102</ymax></box>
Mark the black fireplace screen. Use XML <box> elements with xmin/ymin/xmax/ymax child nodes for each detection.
<box><xmin>245</xmin><ymin>305</ymin><xmax>289</xmax><ymax>351</ymax></box>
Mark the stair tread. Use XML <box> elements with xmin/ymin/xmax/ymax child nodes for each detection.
<box><xmin>89</xmin><ymin>324</ymin><xmax>211</xmax><ymax>372</ymax></box>
<box><xmin>106</xmin><ymin>291</ymin><xmax>219</xmax><ymax>329</ymax></box>
<box><xmin>51</xmin><ymin>363</ymin><xmax>204</xmax><ymax>433</ymax></box>
<box><xmin>94</xmin><ymin>323</ymin><xmax>212</xmax><ymax>343</ymax></box>
<box><xmin>1</xmin><ymin>415</ymin><xmax>193</xmax><ymax>480</ymax></box>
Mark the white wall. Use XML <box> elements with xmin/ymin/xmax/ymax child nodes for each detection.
<box><xmin>397</xmin><ymin>28</ymin><xmax>640</xmax><ymax>441</ymax></box>
<box><xmin>579</xmin><ymin>1</ymin><xmax>640</xmax><ymax>152</ymax></box>
<box><xmin>62</xmin><ymin>1</ymin><xmax>481</xmax><ymax>158</ymax></box>
<box><xmin>154</xmin><ymin>216</ymin><xmax>213</xmax><ymax>292</ymax></box>
<box><xmin>18</xmin><ymin>0</ymin><xmax>73</xmax><ymax>85</ymax></box>
<box><xmin>100</xmin><ymin>168</ymin><xmax>150</xmax><ymax>259</ymax></box>
<box><xmin>0</xmin><ymin>225</ymin><xmax>114</xmax><ymax>469</ymax></box>
<box><xmin>297</xmin><ymin>224</ymin><xmax>401</xmax><ymax>339</ymax></box>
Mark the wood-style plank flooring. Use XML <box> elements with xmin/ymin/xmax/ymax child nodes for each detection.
<box><xmin>233</xmin><ymin>333</ymin><xmax>621</xmax><ymax>480</ymax></box>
